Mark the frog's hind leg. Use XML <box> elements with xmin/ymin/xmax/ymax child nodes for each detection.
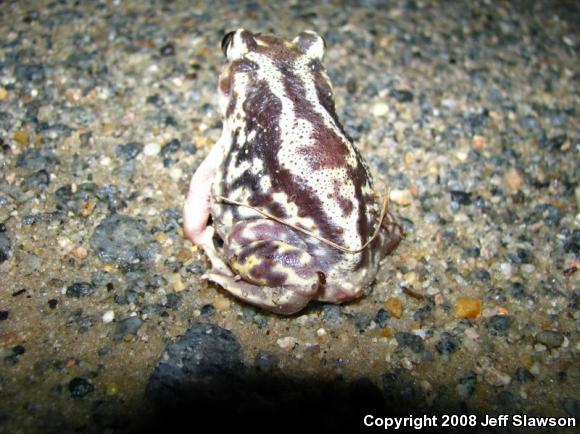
<box><xmin>205</xmin><ymin>219</ymin><xmax>325</xmax><ymax>314</ymax></box>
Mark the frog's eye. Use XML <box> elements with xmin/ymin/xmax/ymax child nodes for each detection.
<box><xmin>221</xmin><ymin>31</ymin><xmax>236</xmax><ymax>58</ymax></box>
<box><xmin>221</xmin><ymin>29</ymin><xmax>257</xmax><ymax>61</ymax></box>
<box><xmin>293</xmin><ymin>31</ymin><xmax>325</xmax><ymax>60</ymax></box>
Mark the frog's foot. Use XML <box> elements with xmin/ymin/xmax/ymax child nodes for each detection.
<box><xmin>205</xmin><ymin>270</ymin><xmax>323</xmax><ymax>315</ymax></box>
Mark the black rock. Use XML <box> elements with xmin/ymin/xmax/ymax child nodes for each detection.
<box><xmin>456</xmin><ymin>371</ymin><xmax>477</xmax><ymax>399</ymax></box>
<box><xmin>254</xmin><ymin>351</ymin><xmax>279</xmax><ymax>373</ymax></box>
<box><xmin>116</xmin><ymin>142</ymin><xmax>143</xmax><ymax>160</ymax></box>
<box><xmin>350</xmin><ymin>312</ymin><xmax>373</xmax><ymax>331</ymax></box>
<box><xmin>68</xmin><ymin>377</ymin><xmax>94</xmax><ymax>398</ymax></box>
<box><xmin>15</xmin><ymin>63</ymin><xmax>46</xmax><ymax>82</ymax></box>
<box><xmin>450</xmin><ymin>190</ymin><xmax>472</xmax><ymax>205</ymax></box>
<box><xmin>146</xmin><ymin>323</ymin><xmax>244</xmax><ymax>404</ymax></box>
<box><xmin>65</xmin><ymin>282</ymin><xmax>95</xmax><ymax>298</ymax></box>
<box><xmin>16</xmin><ymin>148</ymin><xmax>57</xmax><ymax>171</ymax></box>
<box><xmin>322</xmin><ymin>304</ymin><xmax>343</xmax><ymax>325</ymax></box>
<box><xmin>0</xmin><ymin>233</ymin><xmax>11</xmax><ymax>263</ymax></box>
<box><xmin>375</xmin><ymin>308</ymin><xmax>390</xmax><ymax>327</ymax></box>
<box><xmin>435</xmin><ymin>332</ymin><xmax>460</xmax><ymax>354</ymax></box>
<box><xmin>54</xmin><ymin>182</ymin><xmax>98</xmax><ymax>213</ymax></box>
<box><xmin>562</xmin><ymin>397</ymin><xmax>580</xmax><ymax>420</ymax></box>
<box><xmin>0</xmin><ymin>310</ymin><xmax>9</xmax><ymax>320</ymax></box>
<box><xmin>487</xmin><ymin>315</ymin><xmax>512</xmax><ymax>336</ymax></box>
<box><xmin>160</xmin><ymin>43</ymin><xmax>175</xmax><ymax>56</ymax></box>
<box><xmin>12</xmin><ymin>345</ymin><xmax>26</xmax><ymax>355</ymax></box>
<box><xmin>563</xmin><ymin>229</ymin><xmax>579</xmax><ymax>255</ymax></box>
<box><xmin>395</xmin><ymin>332</ymin><xmax>424</xmax><ymax>353</ymax></box>
<box><xmin>535</xmin><ymin>330</ymin><xmax>564</xmax><ymax>349</ymax></box>
<box><xmin>390</xmin><ymin>89</ymin><xmax>414</xmax><ymax>102</ymax></box>
<box><xmin>165</xmin><ymin>293</ymin><xmax>181</xmax><ymax>309</ymax></box>
<box><xmin>513</xmin><ymin>367</ymin><xmax>535</xmax><ymax>383</ymax></box>
<box><xmin>23</xmin><ymin>169</ymin><xmax>50</xmax><ymax>191</ymax></box>
<box><xmin>90</xmin><ymin>214</ymin><xmax>160</xmax><ymax>269</ymax></box>
<box><xmin>200</xmin><ymin>304</ymin><xmax>215</xmax><ymax>317</ymax></box>
<box><xmin>112</xmin><ymin>316</ymin><xmax>143</xmax><ymax>341</ymax></box>
<box><xmin>160</xmin><ymin>138</ymin><xmax>181</xmax><ymax>156</ymax></box>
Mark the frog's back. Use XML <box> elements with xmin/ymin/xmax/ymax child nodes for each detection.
<box><xmin>213</xmin><ymin>30</ymin><xmax>380</xmax><ymax>254</ymax></box>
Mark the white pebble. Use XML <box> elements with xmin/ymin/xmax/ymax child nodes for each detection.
<box><xmin>102</xmin><ymin>310</ymin><xmax>115</xmax><ymax>323</ymax></box>
<box><xmin>144</xmin><ymin>142</ymin><xmax>161</xmax><ymax>156</ymax></box>
<box><xmin>316</xmin><ymin>328</ymin><xmax>327</xmax><ymax>337</ymax></box>
<box><xmin>521</xmin><ymin>264</ymin><xmax>535</xmax><ymax>273</ymax></box>
<box><xmin>371</xmin><ymin>102</ymin><xmax>390</xmax><ymax>117</ymax></box>
<box><xmin>169</xmin><ymin>167</ymin><xmax>183</xmax><ymax>181</ymax></box>
<box><xmin>277</xmin><ymin>336</ymin><xmax>298</xmax><ymax>350</ymax></box>
<box><xmin>389</xmin><ymin>189</ymin><xmax>412</xmax><ymax>206</ymax></box>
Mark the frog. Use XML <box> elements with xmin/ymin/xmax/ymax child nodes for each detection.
<box><xmin>183</xmin><ymin>29</ymin><xmax>401</xmax><ymax>315</ymax></box>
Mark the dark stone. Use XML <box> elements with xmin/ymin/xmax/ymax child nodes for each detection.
<box><xmin>510</xmin><ymin>281</ymin><xmax>528</xmax><ymax>300</ymax></box>
<box><xmin>395</xmin><ymin>332</ymin><xmax>424</xmax><ymax>353</ymax></box>
<box><xmin>65</xmin><ymin>282</ymin><xmax>95</xmax><ymax>298</ymax></box>
<box><xmin>450</xmin><ymin>190</ymin><xmax>472</xmax><ymax>205</ymax></box>
<box><xmin>435</xmin><ymin>332</ymin><xmax>460</xmax><ymax>354</ymax></box>
<box><xmin>112</xmin><ymin>316</ymin><xmax>143</xmax><ymax>341</ymax></box>
<box><xmin>562</xmin><ymin>397</ymin><xmax>580</xmax><ymax>420</ymax></box>
<box><xmin>146</xmin><ymin>323</ymin><xmax>244</xmax><ymax>404</ymax></box>
<box><xmin>54</xmin><ymin>182</ymin><xmax>98</xmax><ymax>213</ymax></box>
<box><xmin>390</xmin><ymin>89</ymin><xmax>414</xmax><ymax>102</ymax></box>
<box><xmin>165</xmin><ymin>293</ymin><xmax>181</xmax><ymax>309</ymax></box>
<box><xmin>0</xmin><ymin>233</ymin><xmax>10</xmax><ymax>263</ymax></box>
<box><xmin>322</xmin><ymin>304</ymin><xmax>343</xmax><ymax>325</ymax></box>
<box><xmin>487</xmin><ymin>315</ymin><xmax>512</xmax><ymax>336</ymax></box>
<box><xmin>0</xmin><ymin>310</ymin><xmax>9</xmax><ymax>320</ymax></box>
<box><xmin>375</xmin><ymin>308</ymin><xmax>390</xmax><ymax>327</ymax></box>
<box><xmin>68</xmin><ymin>377</ymin><xmax>94</xmax><ymax>398</ymax></box>
<box><xmin>456</xmin><ymin>371</ymin><xmax>477</xmax><ymax>399</ymax></box>
<box><xmin>513</xmin><ymin>367</ymin><xmax>535</xmax><ymax>383</ymax></box>
<box><xmin>90</xmin><ymin>214</ymin><xmax>160</xmax><ymax>269</ymax></box>
<box><xmin>23</xmin><ymin>169</ymin><xmax>50</xmax><ymax>191</ymax></box>
<box><xmin>350</xmin><ymin>312</ymin><xmax>373</xmax><ymax>331</ymax></box>
<box><xmin>254</xmin><ymin>351</ymin><xmax>279</xmax><ymax>372</ymax></box>
<box><xmin>563</xmin><ymin>229</ymin><xmax>579</xmax><ymax>255</ymax></box>
<box><xmin>97</xmin><ymin>347</ymin><xmax>112</xmax><ymax>357</ymax></box>
<box><xmin>382</xmin><ymin>368</ymin><xmax>419</xmax><ymax>403</ymax></box>
<box><xmin>535</xmin><ymin>330</ymin><xmax>564</xmax><ymax>349</ymax></box>
<box><xmin>12</xmin><ymin>345</ymin><xmax>26</xmax><ymax>355</ymax></box>
<box><xmin>160</xmin><ymin>43</ymin><xmax>175</xmax><ymax>56</ymax></box>
<box><xmin>16</xmin><ymin>148</ymin><xmax>57</xmax><ymax>171</ymax></box>
<box><xmin>116</xmin><ymin>142</ymin><xmax>143</xmax><ymax>160</ymax></box>
<box><xmin>160</xmin><ymin>138</ymin><xmax>181</xmax><ymax>156</ymax></box>
<box><xmin>15</xmin><ymin>63</ymin><xmax>46</xmax><ymax>82</ymax></box>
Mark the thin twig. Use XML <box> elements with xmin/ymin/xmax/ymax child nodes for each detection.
<box><xmin>212</xmin><ymin>187</ymin><xmax>390</xmax><ymax>254</ymax></box>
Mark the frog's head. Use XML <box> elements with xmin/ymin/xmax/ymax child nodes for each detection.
<box><xmin>221</xmin><ymin>29</ymin><xmax>325</xmax><ymax>62</ymax></box>
<box><xmin>217</xmin><ymin>29</ymin><xmax>334</xmax><ymax>124</ymax></box>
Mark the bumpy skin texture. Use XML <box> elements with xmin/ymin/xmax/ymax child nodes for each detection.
<box><xmin>183</xmin><ymin>29</ymin><xmax>401</xmax><ymax>314</ymax></box>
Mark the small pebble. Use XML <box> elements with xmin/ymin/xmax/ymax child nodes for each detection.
<box><xmin>102</xmin><ymin>310</ymin><xmax>115</xmax><ymax>323</ymax></box>
<box><xmin>277</xmin><ymin>336</ymin><xmax>298</xmax><ymax>351</ymax></box>
<box><xmin>505</xmin><ymin>168</ymin><xmax>524</xmax><ymax>191</ymax></box>
<box><xmin>0</xmin><ymin>86</ymin><xmax>7</xmax><ymax>100</ymax></box>
<box><xmin>390</xmin><ymin>189</ymin><xmax>412</xmax><ymax>206</ymax></box>
<box><xmin>68</xmin><ymin>378</ymin><xmax>94</xmax><ymax>398</ymax></box>
<box><xmin>371</xmin><ymin>102</ymin><xmax>389</xmax><ymax>117</ymax></box>
<box><xmin>535</xmin><ymin>330</ymin><xmax>564</xmax><ymax>349</ymax></box>
<box><xmin>385</xmin><ymin>297</ymin><xmax>403</xmax><ymax>318</ymax></box>
<box><xmin>454</xmin><ymin>297</ymin><xmax>482</xmax><ymax>319</ymax></box>
<box><xmin>65</xmin><ymin>282</ymin><xmax>95</xmax><ymax>298</ymax></box>
<box><xmin>143</xmin><ymin>142</ymin><xmax>161</xmax><ymax>156</ymax></box>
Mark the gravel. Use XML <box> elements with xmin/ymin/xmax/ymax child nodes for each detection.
<box><xmin>0</xmin><ymin>1</ymin><xmax>578</xmax><ymax>432</ymax></box>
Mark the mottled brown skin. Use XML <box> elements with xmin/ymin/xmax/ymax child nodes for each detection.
<box><xmin>183</xmin><ymin>29</ymin><xmax>401</xmax><ymax>314</ymax></box>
